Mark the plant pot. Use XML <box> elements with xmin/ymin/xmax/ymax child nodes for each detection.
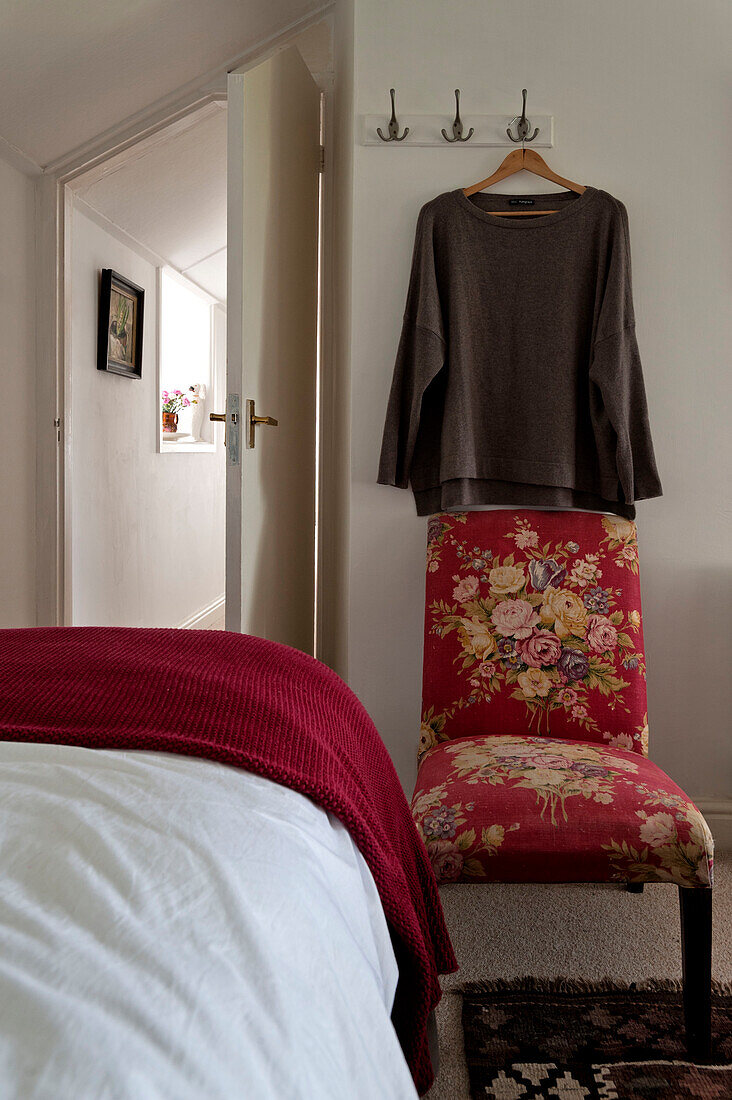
<box><xmin>162</xmin><ymin>411</ymin><xmax>178</xmax><ymax>434</ymax></box>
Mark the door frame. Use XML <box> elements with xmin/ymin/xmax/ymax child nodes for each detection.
<box><xmin>36</xmin><ymin>5</ymin><xmax>336</xmax><ymax>659</ymax></box>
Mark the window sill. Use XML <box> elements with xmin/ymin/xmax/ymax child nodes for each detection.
<box><xmin>160</xmin><ymin>434</ymin><xmax>217</xmax><ymax>454</ymax></box>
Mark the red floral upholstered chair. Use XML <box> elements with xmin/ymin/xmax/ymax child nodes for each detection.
<box><xmin>412</xmin><ymin>510</ymin><xmax>714</xmax><ymax>1057</ymax></box>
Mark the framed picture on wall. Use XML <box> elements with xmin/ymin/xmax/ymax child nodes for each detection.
<box><xmin>97</xmin><ymin>269</ymin><xmax>144</xmax><ymax>379</ymax></box>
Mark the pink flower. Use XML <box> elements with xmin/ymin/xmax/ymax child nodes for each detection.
<box><xmin>586</xmin><ymin>614</ymin><xmax>618</xmax><ymax>653</ymax></box>
<box><xmin>514</xmin><ymin>528</ymin><xmax>538</xmax><ymax>549</ymax></box>
<box><xmin>491</xmin><ymin>599</ymin><xmax>539</xmax><ymax>639</ymax></box>
<box><xmin>428</xmin><ymin>840</ymin><xmax>464</xmax><ymax>882</ymax></box>
<box><xmin>570</xmin><ymin>557</ymin><xmax>601</xmax><ymax>587</ymax></box>
<box><xmin>479</xmin><ymin>661</ymin><xmax>496</xmax><ymax>679</ymax></box>
<box><xmin>452</xmin><ymin>574</ymin><xmax>480</xmax><ymax>602</ymax></box>
<box><xmin>557</xmin><ymin>686</ymin><xmax>578</xmax><ymax>707</ymax></box>
<box><xmin>604</xmin><ymin>732</ymin><xmax>634</xmax><ymax>751</ymax></box>
<box><xmin>515</xmin><ymin>628</ymin><xmax>562</xmax><ymax>668</ymax></box>
<box><xmin>638</xmin><ymin>811</ymin><xmax>677</xmax><ymax>848</ymax></box>
<box><xmin>518</xmin><ymin>753</ymin><xmax>574</xmax><ymax>770</ymax></box>
<box><xmin>571</xmin><ymin>704</ymin><xmax>588</xmax><ymax>719</ymax></box>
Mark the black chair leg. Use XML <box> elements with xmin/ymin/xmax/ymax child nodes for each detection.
<box><xmin>679</xmin><ymin>887</ymin><xmax>713</xmax><ymax>1061</ymax></box>
<box><xmin>626</xmin><ymin>882</ymin><xmax>644</xmax><ymax>893</ymax></box>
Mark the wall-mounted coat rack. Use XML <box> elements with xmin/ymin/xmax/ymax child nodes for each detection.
<box><xmin>362</xmin><ymin>87</ymin><xmax>554</xmax><ymax>148</ymax></box>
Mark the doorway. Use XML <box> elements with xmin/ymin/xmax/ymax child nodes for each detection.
<box><xmin>66</xmin><ymin>102</ymin><xmax>228</xmax><ymax>631</ymax></box>
<box><xmin>56</xmin><ymin>24</ymin><xmax>333</xmax><ymax>654</ymax></box>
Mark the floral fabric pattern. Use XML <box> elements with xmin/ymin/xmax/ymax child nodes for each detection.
<box><xmin>421</xmin><ymin>511</ymin><xmax>649</xmax><ymax>760</ymax></box>
<box><xmin>412</xmin><ymin>735</ymin><xmax>713</xmax><ymax>888</ymax></box>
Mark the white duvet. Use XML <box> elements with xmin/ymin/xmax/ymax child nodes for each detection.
<box><xmin>0</xmin><ymin>741</ymin><xmax>418</xmax><ymax>1100</ymax></box>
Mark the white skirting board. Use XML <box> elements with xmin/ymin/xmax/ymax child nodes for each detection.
<box><xmin>177</xmin><ymin>594</ymin><xmax>226</xmax><ymax>631</ymax></box>
<box><xmin>697</xmin><ymin>799</ymin><xmax>732</xmax><ymax>853</ymax></box>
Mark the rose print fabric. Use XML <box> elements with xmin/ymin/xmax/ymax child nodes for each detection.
<box><xmin>414</xmin><ymin>510</ymin><xmax>713</xmax><ymax>890</ymax></box>
<box><xmin>421</xmin><ymin>511</ymin><xmax>649</xmax><ymax>760</ymax></box>
<box><xmin>412</xmin><ymin>735</ymin><xmax>713</xmax><ymax>888</ymax></box>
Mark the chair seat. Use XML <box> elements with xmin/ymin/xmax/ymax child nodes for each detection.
<box><xmin>411</xmin><ymin>735</ymin><xmax>713</xmax><ymax>888</ymax></box>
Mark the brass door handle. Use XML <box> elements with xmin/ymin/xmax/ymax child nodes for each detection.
<box><xmin>246</xmin><ymin>399</ymin><xmax>278</xmax><ymax>449</ymax></box>
<box><xmin>209</xmin><ymin>410</ymin><xmax>233</xmax><ymax>446</ymax></box>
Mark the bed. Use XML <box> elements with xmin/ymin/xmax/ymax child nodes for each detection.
<box><xmin>0</xmin><ymin>627</ymin><xmax>456</xmax><ymax>1099</ymax></box>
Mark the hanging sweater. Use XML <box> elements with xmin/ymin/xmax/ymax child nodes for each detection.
<box><xmin>377</xmin><ymin>187</ymin><xmax>662</xmax><ymax>519</ymax></box>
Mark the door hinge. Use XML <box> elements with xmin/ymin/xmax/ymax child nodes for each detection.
<box><xmin>54</xmin><ymin>417</ymin><xmax>61</xmax><ymax>443</ymax></box>
<box><xmin>319</xmin><ymin>145</ymin><xmax>325</xmax><ymax>173</ymax></box>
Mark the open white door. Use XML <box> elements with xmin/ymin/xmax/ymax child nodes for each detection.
<box><xmin>224</xmin><ymin>47</ymin><xmax>321</xmax><ymax>651</ymax></box>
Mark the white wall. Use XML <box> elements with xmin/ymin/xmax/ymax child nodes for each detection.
<box><xmin>70</xmin><ymin>206</ymin><xmax>225</xmax><ymax>627</ymax></box>
<box><xmin>0</xmin><ymin>159</ymin><xmax>36</xmax><ymax>626</ymax></box>
<box><xmin>339</xmin><ymin>0</ymin><xmax>732</xmax><ymax>813</ymax></box>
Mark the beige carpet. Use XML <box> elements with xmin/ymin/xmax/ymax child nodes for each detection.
<box><xmin>426</xmin><ymin>853</ymin><xmax>732</xmax><ymax>1099</ymax></box>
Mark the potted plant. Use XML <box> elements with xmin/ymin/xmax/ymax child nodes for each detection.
<box><xmin>161</xmin><ymin>389</ymin><xmax>190</xmax><ymax>433</ymax></box>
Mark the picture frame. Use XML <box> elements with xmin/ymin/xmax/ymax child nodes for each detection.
<box><xmin>97</xmin><ymin>269</ymin><xmax>145</xmax><ymax>379</ymax></box>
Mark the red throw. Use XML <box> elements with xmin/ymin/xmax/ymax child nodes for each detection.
<box><xmin>0</xmin><ymin>627</ymin><xmax>456</xmax><ymax>1094</ymax></box>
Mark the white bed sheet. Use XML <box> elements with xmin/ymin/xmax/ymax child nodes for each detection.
<box><xmin>0</xmin><ymin>741</ymin><xmax>418</xmax><ymax>1100</ymax></box>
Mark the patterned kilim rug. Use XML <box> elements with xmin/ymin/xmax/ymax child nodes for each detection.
<box><xmin>461</xmin><ymin>979</ymin><xmax>732</xmax><ymax>1099</ymax></box>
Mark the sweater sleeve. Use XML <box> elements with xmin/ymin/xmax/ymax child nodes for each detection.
<box><xmin>588</xmin><ymin>201</ymin><xmax>662</xmax><ymax>504</ymax></box>
<box><xmin>377</xmin><ymin>207</ymin><xmax>446</xmax><ymax>489</ymax></box>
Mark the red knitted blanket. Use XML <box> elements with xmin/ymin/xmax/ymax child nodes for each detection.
<box><xmin>0</xmin><ymin>627</ymin><xmax>456</xmax><ymax>1094</ymax></box>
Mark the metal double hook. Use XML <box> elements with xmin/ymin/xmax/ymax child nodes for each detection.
<box><xmin>441</xmin><ymin>89</ymin><xmax>474</xmax><ymax>143</ymax></box>
<box><xmin>377</xmin><ymin>88</ymin><xmax>409</xmax><ymax>142</ymax></box>
<box><xmin>507</xmin><ymin>88</ymin><xmax>540</xmax><ymax>144</ymax></box>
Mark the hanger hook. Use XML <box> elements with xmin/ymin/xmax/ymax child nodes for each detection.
<box><xmin>506</xmin><ymin>88</ymin><xmax>540</xmax><ymax>144</ymax></box>
<box><xmin>441</xmin><ymin>89</ymin><xmax>474</xmax><ymax>143</ymax></box>
<box><xmin>377</xmin><ymin>88</ymin><xmax>410</xmax><ymax>142</ymax></box>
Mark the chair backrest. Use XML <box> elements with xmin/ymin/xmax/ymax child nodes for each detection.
<box><xmin>420</xmin><ymin>510</ymin><xmax>649</xmax><ymax>762</ymax></box>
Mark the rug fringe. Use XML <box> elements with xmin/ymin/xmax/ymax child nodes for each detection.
<box><xmin>458</xmin><ymin>976</ymin><xmax>732</xmax><ymax>997</ymax></box>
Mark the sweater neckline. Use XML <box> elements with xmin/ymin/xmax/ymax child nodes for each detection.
<box><xmin>453</xmin><ymin>185</ymin><xmax>599</xmax><ymax>229</ymax></box>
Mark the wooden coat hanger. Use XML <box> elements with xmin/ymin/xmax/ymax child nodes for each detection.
<box><xmin>463</xmin><ymin>147</ymin><xmax>586</xmax><ymax>216</ymax></box>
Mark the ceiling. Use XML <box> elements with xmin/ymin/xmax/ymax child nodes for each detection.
<box><xmin>74</xmin><ymin>104</ymin><xmax>228</xmax><ymax>301</ymax></box>
<box><xmin>2</xmin><ymin>2</ymin><xmax>332</xmax><ymax>303</ymax></box>
<box><xmin>0</xmin><ymin>0</ymin><xmax>327</xmax><ymax>170</ymax></box>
